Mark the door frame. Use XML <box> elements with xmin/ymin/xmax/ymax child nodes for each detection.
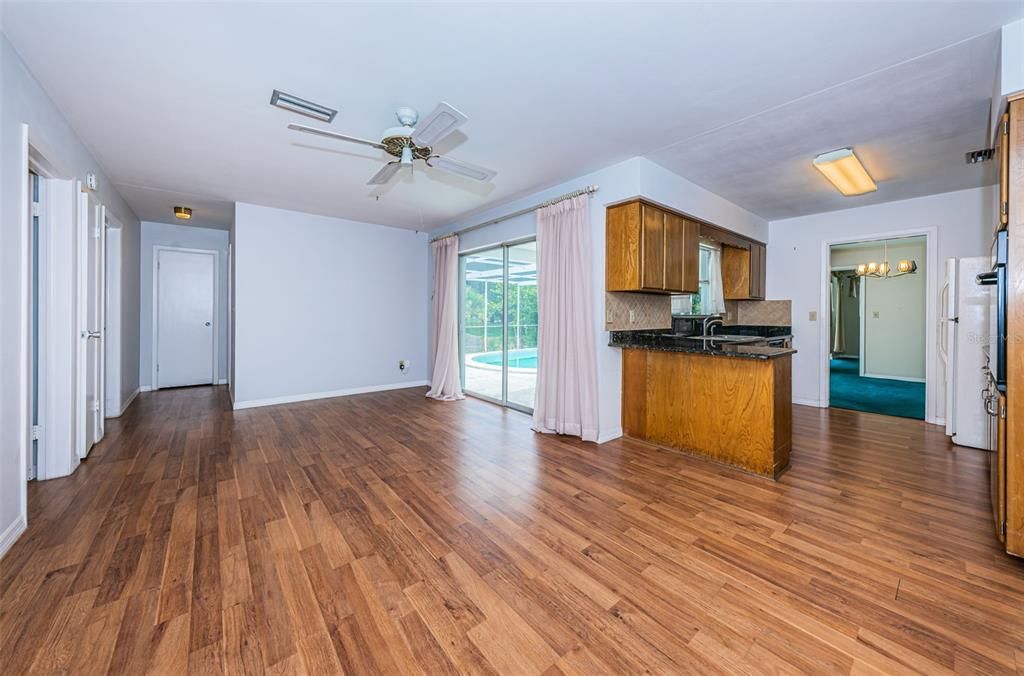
<box><xmin>457</xmin><ymin>235</ymin><xmax>536</xmax><ymax>415</ymax></box>
<box><xmin>151</xmin><ymin>245</ymin><xmax>220</xmax><ymax>390</ymax></box>
<box><xmin>819</xmin><ymin>228</ymin><xmax>937</xmax><ymax>422</ymax></box>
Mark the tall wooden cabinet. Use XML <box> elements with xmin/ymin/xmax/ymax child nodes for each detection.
<box><xmin>606</xmin><ymin>200</ymin><xmax>699</xmax><ymax>294</ymax></box>
<box><xmin>1005</xmin><ymin>97</ymin><xmax>1024</xmax><ymax>557</ymax></box>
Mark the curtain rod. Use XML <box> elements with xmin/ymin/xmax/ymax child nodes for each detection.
<box><xmin>429</xmin><ymin>184</ymin><xmax>599</xmax><ymax>243</ymax></box>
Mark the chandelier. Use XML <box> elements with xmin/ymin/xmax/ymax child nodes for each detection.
<box><xmin>855</xmin><ymin>241</ymin><xmax>917</xmax><ymax>279</ymax></box>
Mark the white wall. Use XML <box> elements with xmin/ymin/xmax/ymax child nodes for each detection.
<box><xmin>1002</xmin><ymin>19</ymin><xmax>1024</xmax><ymax>96</ymax></box>
<box><xmin>429</xmin><ymin>156</ymin><xmax>768</xmax><ymax>442</ymax></box>
<box><xmin>232</xmin><ymin>203</ymin><xmax>428</xmax><ymax>408</ymax></box>
<box><xmin>0</xmin><ymin>31</ymin><xmax>140</xmax><ymax>556</ymax></box>
<box><xmin>139</xmin><ymin>221</ymin><xmax>230</xmax><ymax>388</ymax></box>
<box><xmin>831</xmin><ymin>239</ymin><xmax>927</xmax><ymax>379</ymax></box>
<box><xmin>769</xmin><ymin>185</ymin><xmax>995</xmax><ymax>422</ymax></box>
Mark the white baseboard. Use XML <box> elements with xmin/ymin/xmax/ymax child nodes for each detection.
<box><xmin>139</xmin><ymin>385</ymin><xmax>153</xmax><ymax>392</ymax></box>
<box><xmin>217</xmin><ymin>378</ymin><xmax>228</xmax><ymax>385</ymax></box>
<box><xmin>0</xmin><ymin>514</ymin><xmax>27</xmax><ymax>560</ymax></box>
<box><xmin>793</xmin><ymin>397</ymin><xmax>826</xmax><ymax>408</ymax></box>
<box><xmin>862</xmin><ymin>372</ymin><xmax>925</xmax><ymax>383</ymax></box>
<box><xmin>597</xmin><ymin>427</ymin><xmax>623</xmax><ymax>444</ymax></box>
<box><xmin>232</xmin><ymin>380</ymin><xmax>430</xmax><ymax>410</ymax></box>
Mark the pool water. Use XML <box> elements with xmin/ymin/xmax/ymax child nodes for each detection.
<box><xmin>471</xmin><ymin>348</ymin><xmax>538</xmax><ymax>369</ymax></box>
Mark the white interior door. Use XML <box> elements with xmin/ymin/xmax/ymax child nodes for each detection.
<box><xmin>78</xmin><ymin>195</ymin><xmax>105</xmax><ymax>457</ymax></box>
<box><xmin>156</xmin><ymin>249</ymin><xmax>216</xmax><ymax>388</ymax></box>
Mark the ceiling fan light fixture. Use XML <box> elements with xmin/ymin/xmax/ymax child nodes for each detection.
<box><xmin>400</xmin><ymin>146</ymin><xmax>414</xmax><ymax>167</ymax></box>
<box><xmin>270</xmin><ymin>89</ymin><xmax>337</xmax><ymax>123</ymax></box>
<box><xmin>813</xmin><ymin>148</ymin><xmax>877</xmax><ymax>196</ymax></box>
<box><xmin>174</xmin><ymin>206</ymin><xmax>192</xmax><ymax>220</ymax></box>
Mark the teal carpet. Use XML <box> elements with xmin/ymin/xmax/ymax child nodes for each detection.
<box><xmin>829</xmin><ymin>357</ymin><xmax>925</xmax><ymax>420</ymax></box>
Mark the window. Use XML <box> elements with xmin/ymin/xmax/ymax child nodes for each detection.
<box><xmin>671</xmin><ymin>244</ymin><xmax>715</xmax><ymax>316</ymax></box>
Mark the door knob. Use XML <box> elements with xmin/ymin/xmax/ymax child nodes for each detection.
<box><xmin>204</xmin><ymin>321</ymin><xmax>211</xmax><ymax>327</ymax></box>
<box><xmin>81</xmin><ymin>330</ymin><xmax>101</xmax><ymax>339</ymax></box>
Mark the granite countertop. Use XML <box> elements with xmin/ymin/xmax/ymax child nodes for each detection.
<box><xmin>609</xmin><ymin>329</ymin><xmax>797</xmax><ymax>360</ymax></box>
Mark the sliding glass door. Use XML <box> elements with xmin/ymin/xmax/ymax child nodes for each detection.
<box><xmin>460</xmin><ymin>239</ymin><xmax>537</xmax><ymax>412</ymax></box>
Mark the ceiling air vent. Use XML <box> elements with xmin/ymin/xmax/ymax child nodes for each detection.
<box><xmin>965</xmin><ymin>148</ymin><xmax>994</xmax><ymax>164</ymax></box>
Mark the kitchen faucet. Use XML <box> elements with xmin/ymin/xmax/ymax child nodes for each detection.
<box><xmin>702</xmin><ymin>314</ymin><xmax>724</xmax><ymax>336</ymax></box>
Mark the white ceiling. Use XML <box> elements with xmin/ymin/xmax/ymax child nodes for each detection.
<box><xmin>3</xmin><ymin>2</ymin><xmax>1021</xmax><ymax>230</ymax></box>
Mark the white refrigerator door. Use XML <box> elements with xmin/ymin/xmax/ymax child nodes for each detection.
<box><xmin>951</xmin><ymin>257</ymin><xmax>993</xmax><ymax>450</ymax></box>
<box><xmin>942</xmin><ymin>258</ymin><xmax>958</xmax><ymax>436</ymax></box>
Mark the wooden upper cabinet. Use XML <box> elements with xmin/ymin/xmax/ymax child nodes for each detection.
<box><xmin>606</xmin><ymin>200</ymin><xmax>698</xmax><ymax>294</ymax></box>
<box><xmin>722</xmin><ymin>242</ymin><xmax>766</xmax><ymax>300</ymax></box>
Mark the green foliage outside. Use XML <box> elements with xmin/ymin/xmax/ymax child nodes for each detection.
<box><xmin>462</xmin><ymin>280</ymin><xmax>538</xmax><ymax>353</ymax></box>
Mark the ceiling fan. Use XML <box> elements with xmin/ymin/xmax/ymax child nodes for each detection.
<box><xmin>288</xmin><ymin>102</ymin><xmax>497</xmax><ymax>186</ymax></box>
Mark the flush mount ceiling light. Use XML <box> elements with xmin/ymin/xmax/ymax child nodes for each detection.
<box><xmin>270</xmin><ymin>89</ymin><xmax>337</xmax><ymax>123</ymax></box>
<box><xmin>812</xmin><ymin>147</ymin><xmax>877</xmax><ymax>196</ymax></box>
<box><xmin>173</xmin><ymin>206</ymin><xmax>192</xmax><ymax>220</ymax></box>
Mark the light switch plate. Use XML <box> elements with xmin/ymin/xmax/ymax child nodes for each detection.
<box><xmin>808</xmin><ymin>310</ymin><xmax>817</xmax><ymax>321</ymax></box>
<box><xmin>873</xmin><ymin>311</ymin><xmax>880</xmax><ymax>319</ymax></box>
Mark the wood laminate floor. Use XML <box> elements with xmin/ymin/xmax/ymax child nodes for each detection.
<box><xmin>2</xmin><ymin>386</ymin><xmax>1023</xmax><ymax>674</ymax></box>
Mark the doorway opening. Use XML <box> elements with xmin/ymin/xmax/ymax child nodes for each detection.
<box><xmin>152</xmin><ymin>246</ymin><xmax>218</xmax><ymax>389</ymax></box>
<box><xmin>459</xmin><ymin>238</ymin><xmax>537</xmax><ymax>413</ymax></box>
<box><xmin>828</xmin><ymin>236</ymin><xmax>927</xmax><ymax>419</ymax></box>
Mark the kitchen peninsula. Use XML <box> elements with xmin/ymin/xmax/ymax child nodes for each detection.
<box><xmin>605</xmin><ymin>197</ymin><xmax>793</xmax><ymax>479</ymax></box>
<box><xmin>612</xmin><ymin>331</ymin><xmax>794</xmax><ymax>479</ymax></box>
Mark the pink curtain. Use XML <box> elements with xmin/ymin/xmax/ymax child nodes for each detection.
<box><xmin>532</xmin><ymin>195</ymin><xmax>599</xmax><ymax>441</ymax></box>
<box><xmin>426</xmin><ymin>235</ymin><xmax>464</xmax><ymax>401</ymax></box>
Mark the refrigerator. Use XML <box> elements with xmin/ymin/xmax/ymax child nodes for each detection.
<box><xmin>941</xmin><ymin>257</ymin><xmax>994</xmax><ymax>450</ymax></box>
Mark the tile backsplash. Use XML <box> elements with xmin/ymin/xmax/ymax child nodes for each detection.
<box><xmin>605</xmin><ymin>292</ymin><xmax>672</xmax><ymax>331</ymax></box>
<box><xmin>724</xmin><ymin>300</ymin><xmax>792</xmax><ymax>326</ymax></box>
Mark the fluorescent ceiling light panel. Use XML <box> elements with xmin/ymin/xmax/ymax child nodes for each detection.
<box><xmin>270</xmin><ymin>89</ymin><xmax>337</xmax><ymax>123</ymax></box>
<box><xmin>812</xmin><ymin>148</ymin><xmax>877</xmax><ymax>196</ymax></box>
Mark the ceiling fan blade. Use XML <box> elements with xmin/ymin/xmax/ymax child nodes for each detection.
<box><xmin>427</xmin><ymin>155</ymin><xmax>496</xmax><ymax>182</ymax></box>
<box><xmin>368</xmin><ymin>161</ymin><xmax>403</xmax><ymax>185</ymax></box>
<box><xmin>411</xmin><ymin>102</ymin><xmax>468</xmax><ymax>147</ymax></box>
<box><xmin>288</xmin><ymin>123</ymin><xmax>385</xmax><ymax>150</ymax></box>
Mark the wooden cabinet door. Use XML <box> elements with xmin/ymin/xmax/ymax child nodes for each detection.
<box><xmin>640</xmin><ymin>204</ymin><xmax>666</xmax><ymax>290</ymax></box>
<box><xmin>1000</xmin><ymin>113</ymin><xmax>1009</xmax><ymax>230</ymax></box>
<box><xmin>663</xmin><ymin>211</ymin><xmax>685</xmax><ymax>292</ymax></box>
<box><xmin>722</xmin><ymin>245</ymin><xmax>751</xmax><ymax>300</ymax></box>
<box><xmin>750</xmin><ymin>243</ymin><xmax>767</xmax><ymax>299</ymax></box>
<box><xmin>682</xmin><ymin>219</ymin><xmax>700</xmax><ymax>294</ymax></box>
<box><xmin>605</xmin><ymin>201</ymin><xmax>642</xmax><ymax>291</ymax></box>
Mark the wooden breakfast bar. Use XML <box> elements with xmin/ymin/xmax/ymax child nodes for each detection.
<box><xmin>615</xmin><ymin>334</ymin><xmax>794</xmax><ymax>479</ymax></box>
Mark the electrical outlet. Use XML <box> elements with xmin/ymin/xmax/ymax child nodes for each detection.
<box><xmin>808</xmin><ymin>310</ymin><xmax>817</xmax><ymax>321</ymax></box>
<box><xmin>398</xmin><ymin>359</ymin><xmax>408</xmax><ymax>372</ymax></box>
<box><xmin>629</xmin><ymin>309</ymin><xmax>636</xmax><ymax>323</ymax></box>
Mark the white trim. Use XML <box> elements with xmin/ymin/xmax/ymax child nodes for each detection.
<box><xmin>0</xmin><ymin>515</ymin><xmax>28</xmax><ymax>561</ymax></box>
<box><xmin>820</xmin><ymin>228</ymin><xmax>937</xmax><ymax>423</ymax></box>
<box><xmin>862</xmin><ymin>372</ymin><xmax>926</xmax><ymax>383</ymax></box>
<box><xmin>232</xmin><ymin>380</ymin><xmax>429</xmax><ymax>410</ymax></box>
<box><xmin>216</xmin><ymin>378</ymin><xmax>228</xmax><ymax>385</ymax></box>
<box><xmin>139</xmin><ymin>385</ymin><xmax>154</xmax><ymax>392</ymax></box>
<box><xmin>596</xmin><ymin>427</ymin><xmax>623</xmax><ymax>444</ymax></box>
<box><xmin>152</xmin><ymin>246</ymin><xmax>220</xmax><ymax>390</ymax></box>
<box><xmin>793</xmin><ymin>397</ymin><xmax>827</xmax><ymax>408</ymax></box>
